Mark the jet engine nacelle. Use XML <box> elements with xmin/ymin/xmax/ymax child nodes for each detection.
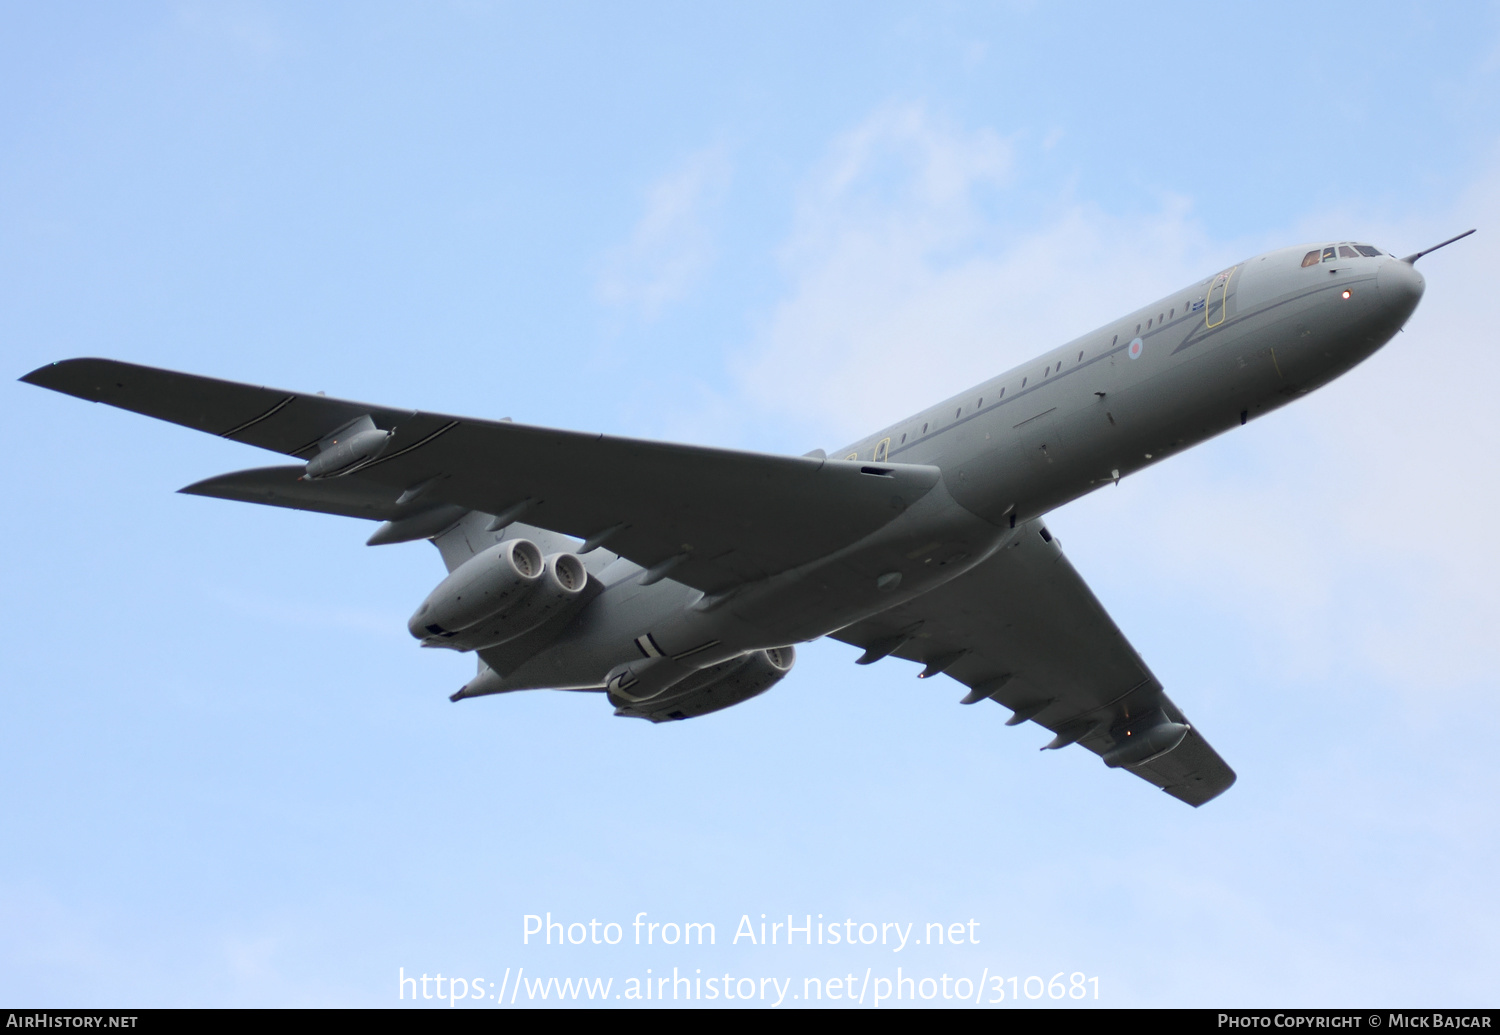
<box><xmin>409</xmin><ymin>538</ymin><xmax>544</xmax><ymax>641</ymax></box>
<box><xmin>409</xmin><ymin>541</ymin><xmax>587</xmax><ymax>651</ymax></box>
<box><xmin>609</xmin><ymin>646</ymin><xmax>795</xmax><ymax>723</ymax></box>
<box><xmin>436</xmin><ymin>551</ymin><xmax>588</xmax><ymax>652</ymax></box>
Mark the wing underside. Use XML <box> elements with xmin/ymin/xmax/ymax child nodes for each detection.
<box><xmin>25</xmin><ymin>357</ymin><xmax>1236</xmax><ymax>805</ymax></box>
<box><xmin>22</xmin><ymin>358</ymin><xmax>939</xmax><ymax>594</ymax></box>
<box><xmin>832</xmin><ymin>519</ymin><xmax>1236</xmax><ymax>806</ymax></box>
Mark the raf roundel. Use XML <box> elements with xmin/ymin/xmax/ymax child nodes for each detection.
<box><xmin>1127</xmin><ymin>337</ymin><xmax>1144</xmax><ymax>360</ymax></box>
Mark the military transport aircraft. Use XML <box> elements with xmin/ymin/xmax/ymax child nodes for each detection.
<box><xmin>22</xmin><ymin>232</ymin><xmax>1471</xmax><ymax>807</ymax></box>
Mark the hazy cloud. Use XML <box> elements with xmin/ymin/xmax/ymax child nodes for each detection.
<box><xmin>1069</xmin><ymin>159</ymin><xmax>1500</xmax><ymax>703</ymax></box>
<box><xmin>598</xmin><ymin>144</ymin><xmax>732</xmax><ymax>317</ymax></box>
<box><xmin>737</xmin><ymin>103</ymin><xmax>1500</xmax><ymax>713</ymax></box>
<box><xmin>737</xmin><ymin>105</ymin><xmax>1236</xmax><ymax>446</ymax></box>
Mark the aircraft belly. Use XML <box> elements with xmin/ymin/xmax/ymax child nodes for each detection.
<box><xmin>478</xmin><ymin>576</ymin><xmax>703</xmax><ymax>691</ymax></box>
<box><xmin>948</xmin><ymin>428</ymin><xmax>1059</xmax><ymax>522</ymax></box>
<box><xmin>725</xmin><ymin>479</ymin><xmax>1006</xmax><ymax>639</ymax></box>
<box><xmin>474</xmin><ymin>475</ymin><xmax>1008</xmax><ymax>694</ymax></box>
<box><xmin>435</xmin><ymin>271</ymin><xmax>1401</xmax><ymax>700</ymax></box>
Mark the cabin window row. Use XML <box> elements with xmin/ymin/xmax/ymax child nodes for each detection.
<box><xmin>876</xmin><ymin>301</ymin><xmax>1199</xmax><ymax>456</ymax></box>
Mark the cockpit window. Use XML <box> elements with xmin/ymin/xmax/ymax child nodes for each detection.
<box><xmin>1322</xmin><ymin>247</ymin><xmax>1337</xmax><ymax>262</ymax></box>
<box><xmin>1301</xmin><ymin>250</ymin><xmax>1320</xmax><ymax>267</ymax></box>
<box><xmin>1354</xmin><ymin>244</ymin><xmax>1382</xmax><ymax>257</ymax></box>
<box><xmin>1338</xmin><ymin>245</ymin><xmax>1358</xmax><ymax>258</ymax></box>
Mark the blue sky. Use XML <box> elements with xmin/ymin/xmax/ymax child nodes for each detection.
<box><xmin>4</xmin><ymin>1</ymin><xmax>1499</xmax><ymax>1008</ymax></box>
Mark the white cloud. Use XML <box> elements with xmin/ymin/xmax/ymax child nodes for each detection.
<box><xmin>597</xmin><ymin>144</ymin><xmax>732</xmax><ymax>317</ymax></box>
<box><xmin>1072</xmin><ymin>159</ymin><xmax>1500</xmax><ymax>703</ymax></box>
<box><xmin>737</xmin><ymin>103</ymin><xmax>1231</xmax><ymax>446</ymax></box>
<box><xmin>1284</xmin><ymin>166</ymin><xmax>1500</xmax><ymax>695</ymax></box>
<box><xmin>735</xmin><ymin>104</ymin><xmax>1500</xmax><ymax>714</ymax></box>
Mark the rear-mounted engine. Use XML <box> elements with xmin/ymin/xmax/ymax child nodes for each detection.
<box><xmin>408</xmin><ymin>539</ymin><xmax>587</xmax><ymax>651</ymax></box>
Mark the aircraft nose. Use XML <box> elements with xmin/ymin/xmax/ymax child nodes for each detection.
<box><xmin>1377</xmin><ymin>259</ymin><xmax>1425</xmax><ymax>321</ymax></box>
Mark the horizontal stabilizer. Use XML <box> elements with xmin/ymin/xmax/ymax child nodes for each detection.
<box><xmin>184</xmin><ymin>465</ymin><xmax>469</xmax><ymax>545</ymax></box>
<box><xmin>181</xmin><ymin>465</ymin><xmax>403</xmax><ymax>521</ymax></box>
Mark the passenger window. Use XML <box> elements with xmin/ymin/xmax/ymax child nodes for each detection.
<box><xmin>1022</xmin><ymin>377</ymin><xmax>1027</xmax><ymax>387</ymax></box>
<box><xmin>1136</xmin><ymin>323</ymin><xmax>1141</xmax><ymax>333</ymax></box>
<box><xmin>998</xmin><ymin>387</ymin><xmax>1005</xmax><ymax>399</ymax></box>
<box><xmin>1147</xmin><ymin>318</ymin><xmax>1152</xmax><ymax>329</ymax></box>
<box><xmin>977</xmin><ymin>397</ymin><xmax>983</xmax><ymax>407</ymax></box>
<box><xmin>1112</xmin><ymin>335</ymin><xmax>1118</xmax><ymax>346</ymax></box>
<box><xmin>1044</xmin><ymin>366</ymin><xmax>1050</xmax><ymax>376</ymax></box>
<box><xmin>1355</xmin><ymin>244</ymin><xmax>1381</xmax><ymax>257</ymax></box>
<box><xmin>1322</xmin><ymin>247</ymin><xmax>1337</xmax><ymax>262</ymax></box>
<box><xmin>1302</xmin><ymin>250</ymin><xmax>1320</xmax><ymax>267</ymax></box>
<box><xmin>1077</xmin><ymin>351</ymin><xmax>1083</xmax><ymax>361</ymax></box>
<box><xmin>900</xmin><ymin>433</ymin><xmax>906</xmax><ymax>443</ymax></box>
<box><xmin>1170</xmin><ymin>308</ymin><xmax>1174</xmax><ymax>318</ymax></box>
<box><xmin>1338</xmin><ymin>245</ymin><xmax>1358</xmax><ymax>258</ymax></box>
<box><xmin>922</xmin><ymin>423</ymin><xmax>928</xmax><ymax>434</ymax></box>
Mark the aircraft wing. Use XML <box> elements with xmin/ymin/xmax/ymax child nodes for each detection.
<box><xmin>22</xmin><ymin>358</ymin><xmax>940</xmax><ymax>594</ymax></box>
<box><xmin>830</xmin><ymin>519</ymin><xmax>1236</xmax><ymax>806</ymax></box>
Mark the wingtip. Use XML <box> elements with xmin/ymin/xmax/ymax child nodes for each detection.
<box><xmin>18</xmin><ymin>357</ymin><xmax>123</xmax><ymax>395</ymax></box>
<box><xmin>18</xmin><ymin>360</ymin><xmax>62</xmax><ymax>385</ymax></box>
<box><xmin>1164</xmin><ymin>767</ymin><xmax>1238</xmax><ymax>807</ymax></box>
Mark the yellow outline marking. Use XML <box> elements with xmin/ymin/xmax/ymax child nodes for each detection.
<box><xmin>1206</xmin><ymin>266</ymin><xmax>1237</xmax><ymax>328</ymax></box>
<box><xmin>1269</xmin><ymin>347</ymin><xmax>1283</xmax><ymax>379</ymax></box>
<box><xmin>845</xmin><ymin>452</ymin><xmax>858</xmax><ymax>461</ymax></box>
<box><xmin>873</xmin><ymin>437</ymin><xmax>890</xmax><ymax>462</ymax></box>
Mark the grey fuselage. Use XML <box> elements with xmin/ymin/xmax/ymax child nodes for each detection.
<box><xmin>482</xmin><ymin>243</ymin><xmax>1426</xmax><ymax>694</ymax></box>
